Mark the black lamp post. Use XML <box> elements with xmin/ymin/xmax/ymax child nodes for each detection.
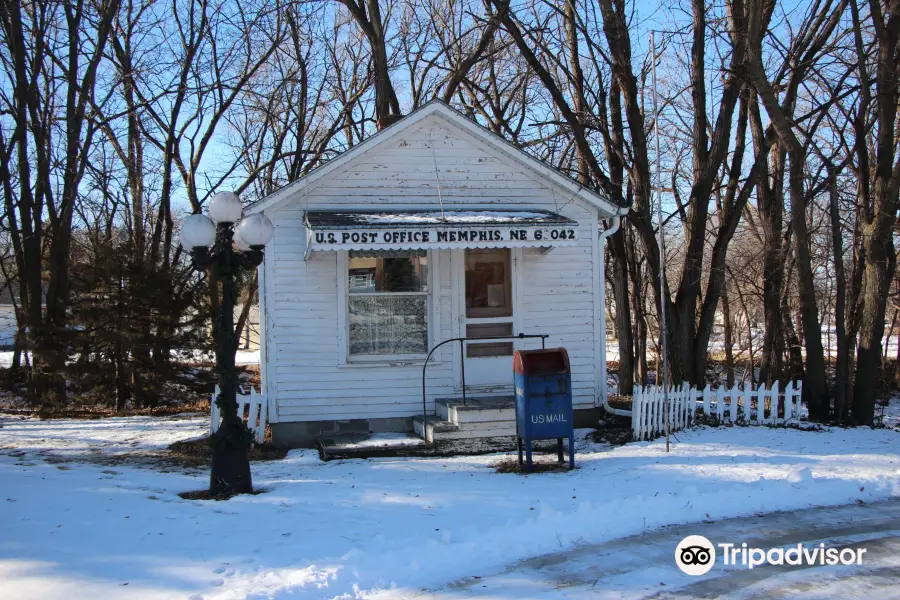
<box><xmin>180</xmin><ymin>191</ymin><xmax>273</xmax><ymax>496</ymax></box>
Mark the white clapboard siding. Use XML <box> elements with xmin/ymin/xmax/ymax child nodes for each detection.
<box><xmin>262</xmin><ymin>116</ymin><xmax>602</xmax><ymax>422</ymax></box>
<box><xmin>521</xmin><ymin>221</ymin><xmax>598</xmax><ymax>409</ymax></box>
<box><xmin>264</xmin><ymin>243</ymin><xmax>456</xmax><ymax>422</ymax></box>
<box><xmin>632</xmin><ymin>381</ymin><xmax>803</xmax><ymax>440</ymax></box>
<box><xmin>210</xmin><ymin>385</ymin><xmax>267</xmax><ymax>444</ymax></box>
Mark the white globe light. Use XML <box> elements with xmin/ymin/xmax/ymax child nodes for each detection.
<box><xmin>236</xmin><ymin>213</ymin><xmax>274</xmax><ymax>247</ymax></box>
<box><xmin>233</xmin><ymin>226</ymin><xmax>252</xmax><ymax>251</ymax></box>
<box><xmin>180</xmin><ymin>213</ymin><xmax>216</xmax><ymax>249</ymax></box>
<box><xmin>208</xmin><ymin>191</ymin><xmax>243</xmax><ymax>223</ymax></box>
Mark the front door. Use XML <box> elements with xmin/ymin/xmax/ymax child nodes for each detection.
<box><xmin>461</xmin><ymin>248</ymin><xmax>516</xmax><ymax>389</ymax></box>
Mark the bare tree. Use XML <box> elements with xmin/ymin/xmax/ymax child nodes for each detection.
<box><xmin>339</xmin><ymin>0</ymin><xmax>403</xmax><ymax>126</ymax></box>
<box><xmin>850</xmin><ymin>0</ymin><xmax>900</xmax><ymax>425</ymax></box>
<box><xmin>0</xmin><ymin>0</ymin><xmax>122</xmax><ymax>411</ymax></box>
<box><xmin>742</xmin><ymin>0</ymin><xmax>847</xmax><ymax>419</ymax></box>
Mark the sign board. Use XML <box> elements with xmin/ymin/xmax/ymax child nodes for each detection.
<box><xmin>307</xmin><ymin>225</ymin><xmax>579</xmax><ymax>252</ymax></box>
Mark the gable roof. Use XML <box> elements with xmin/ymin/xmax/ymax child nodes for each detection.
<box><xmin>246</xmin><ymin>100</ymin><xmax>622</xmax><ymax>218</ymax></box>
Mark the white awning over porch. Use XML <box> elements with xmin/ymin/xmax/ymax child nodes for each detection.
<box><xmin>303</xmin><ymin>209</ymin><xmax>580</xmax><ymax>257</ymax></box>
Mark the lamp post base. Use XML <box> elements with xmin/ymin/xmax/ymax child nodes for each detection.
<box><xmin>209</xmin><ymin>422</ymin><xmax>253</xmax><ymax>496</ymax></box>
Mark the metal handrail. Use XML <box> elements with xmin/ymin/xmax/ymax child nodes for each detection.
<box><xmin>420</xmin><ymin>333</ymin><xmax>548</xmax><ymax>437</ymax></box>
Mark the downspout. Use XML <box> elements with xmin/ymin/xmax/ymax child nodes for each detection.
<box><xmin>598</xmin><ymin>206</ymin><xmax>632</xmax><ymax>417</ymax></box>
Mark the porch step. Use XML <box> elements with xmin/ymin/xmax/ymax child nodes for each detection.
<box><xmin>413</xmin><ymin>415</ymin><xmax>455</xmax><ymax>442</ymax></box>
<box><xmin>413</xmin><ymin>415</ymin><xmax>517</xmax><ymax>442</ymax></box>
<box><xmin>318</xmin><ymin>432</ymin><xmax>430</xmax><ymax>460</ymax></box>
<box><xmin>435</xmin><ymin>396</ymin><xmax>516</xmax><ymax>424</ymax></box>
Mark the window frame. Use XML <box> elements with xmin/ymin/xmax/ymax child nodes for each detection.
<box><xmin>465</xmin><ymin>322</ymin><xmax>514</xmax><ymax>358</ymax></box>
<box><xmin>337</xmin><ymin>250</ymin><xmax>435</xmax><ymax>365</ymax></box>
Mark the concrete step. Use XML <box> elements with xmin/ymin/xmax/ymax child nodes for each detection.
<box><xmin>435</xmin><ymin>396</ymin><xmax>516</xmax><ymax>425</ymax></box>
<box><xmin>414</xmin><ymin>415</ymin><xmax>517</xmax><ymax>442</ymax></box>
<box><xmin>413</xmin><ymin>415</ymin><xmax>457</xmax><ymax>443</ymax></box>
<box><xmin>437</xmin><ymin>420</ymin><xmax>517</xmax><ymax>440</ymax></box>
<box><xmin>318</xmin><ymin>432</ymin><xmax>430</xmax><ymax>460</ymax></box>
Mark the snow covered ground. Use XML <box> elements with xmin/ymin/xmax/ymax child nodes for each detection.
<box><xmin>1</xmin><ymin>413</ymin><xmax>899</xmax><ymax>599</ymax></box>
<box><xmin>0</xmin><ymin>349</ymin><xmax>261</xmax><ymax>369</ymax></box>
<box><xmin>0</xmin><ymin>350</ymin><xmax>25</xmax><ymax>368</ymax></box>
<box><xmin>174</xmin><ymin>349</ymin><xmax>261</xmax><ymax>366</ymax></box>
<box><xmin>423</xmin><ymin>499</ymin><xmax>900</xmax><ymax>599</ymax></box>
<box><xmin>0</xmin><ymin>414</ymin><xmax>209</xmax><ymax>457</ymax></box>
<box><xmin>880</xmin><ymin>397</ymin><xmax>900</xmax><ymax>429</ymax></box>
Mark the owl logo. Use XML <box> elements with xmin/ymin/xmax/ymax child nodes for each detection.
<box><xmin>680</xmin><ymin>545</ymin><xmax>712</xmax><ymax>565</ymax></box>
<box><xmin>675</xmin><ymin>535</ymin><xmax>716</xmax><ymax>575</ymax></box>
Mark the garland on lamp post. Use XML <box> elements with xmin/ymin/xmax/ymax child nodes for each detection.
<box><xmin>180</xmin><ymin>192</ymin><xmax>273</xmax><ymax>496</ymax></box>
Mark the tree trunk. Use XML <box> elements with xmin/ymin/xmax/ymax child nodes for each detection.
<box><xmin>787</xmin><ymin>145</ymin><xmax>829</xmax><ymax>419</ymax></box>
<box><xmin>605</xmin><ymin>78</ymin><xmax>634</xmax><ymax>395</ymax></box>
<box><xmin>722</xmin><ymin>287</ymin><xmax>735</xmax><ymax>387</ymax></box>
<box><xmin>753</xmin><ymin>121</ymin><xmax>786</xmax><ymax>384</ymax></box>
<box><xmin>628</xmin><ymin>230</ymin><xmax>648</xmax><ymax>387</ymax></box>
<box><xmin>732</xmin><ymin>278</ymin><xmax>756</xmax><ymax>385</ymax></box>
<box><xmin>853</xmin><ymin>218</ymin><xmax>896</xmax><ymax>424</ymax></box>
<box><xmin>851</xmin><ymin>0</ymin><xmax>900</xmax><ymax>426</ymax></box>
<box><xmin>234</xmin><ymin>273</ymin><xmax>258</xmax><ymax>352</ymax></box>
<box><xmin>340</xmin><ymin>0</ymin><xmax>401</xmax><ymax>126</ymax></box>
<box><xmin>783</xmin><ymin>299</ymin><xmax>805</xmax><ymax>383</ymax></box>
<box><xmin>828</xmin><ymin>167</ymin><xmax>850</xmax><ymax>423</ymax></box>
<box><xmin>895</xmin><ymin>309</ymin><xmax>900</xmax><ymax>384</ymax></box>
<box><xmin>609</xmin><ymin>230</ymin><xmax>634</xmax><ymax>395</ymax></box>
<box><xmin>11</xmin><ymin>325</ymin><xmax>23</xmax><ymax>371</ymax></box>
<box><xmin>692</xmin><ymin>91</ymin><xmax>756</xmax><ymax>383</ymax></box>
<box><xmin>884</xmin><ymin>309</ymin><xmax>898</xmax><ymax>362</ymax></box>
<box><xmin>365</xmin><ymin>0</ymin><xmax>400</xmax><ymax>125</ymax></box>
<box><xmin>850</xmin><ymin>0</ymin><xmax>900</xmax><ymax>425</ymax></box>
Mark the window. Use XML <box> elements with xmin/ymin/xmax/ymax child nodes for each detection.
<box><xmin>465</xmin><ymin>248</ymin><xmax>512</xmax><ymax>318</ymax></box>
<box><xmin>347</xmin><ymin>252</ymin><xmax>428</xmax><ymax>357</ymax></box>
<box><xmin>465</xmin><ymin>323</ymin><xmax>513</xmax><ymax>357</ymax></box>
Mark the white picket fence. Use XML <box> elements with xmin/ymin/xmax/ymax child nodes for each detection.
<box><xmin>209</xmin><ymin>385</ymin><xmax>268</xmax><ymax>444</ymax></box>
<box><xmin>632</xmin><ymin>380</ymin><xmax>803</xmax><ymax>441</ymax></box>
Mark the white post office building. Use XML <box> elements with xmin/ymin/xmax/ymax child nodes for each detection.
<box><xmin>247</xmin><ymin>102</ymin><xmax>626</xmax><ymax>447</ymax></box>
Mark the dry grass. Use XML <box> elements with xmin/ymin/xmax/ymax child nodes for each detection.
<box><xmin>493</xmin><ymin>456</ymin><xmax>575</xmax><ymax>474</ymax></box>
<box><xmin>0</xmin><ymin>402</ymin><xmax>212</xmax><ymax>420</ymax></box>
<box><xmin>166</xmin><ymin>437</ymin><xmax>287</xmax><ymax>469</ymax></box>
<box><xmin>0</xmin><ymin>363</ymin><xmax>260</xmax><ymax>419</ymax></box>
<box><xmin>0</xmin><ymin>435</ymin><xmax>289</xmax><ymax>474</ymax></box>
<box><xmin>177</xmin><ymin>487</ymin><xmax>269</xmax><ymax>501</ymax></box>
<box><xmin>590</xmin><ymin>427</ymin><xmax>632</xmax><ymax>445</ymax></box>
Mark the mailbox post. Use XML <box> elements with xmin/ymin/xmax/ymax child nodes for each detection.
<box><xmin>514</xmin><ymin>348</ymin><xmax>575</xmax><ymax>471</ymax></box>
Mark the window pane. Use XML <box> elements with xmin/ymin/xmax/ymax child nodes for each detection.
<box><xmin>465</xmin><ymin>323</ymin><xmax>513</xmax><ymax>357</ymax></box>
<box><xmin>466</xmin><ymin>342</ymin><xmax>513</xmax><ymax>358</ymax></box>
<box><xmin>349</xmin><ymin>295</ymin><xmax>428</xmax><ymax>355</ymax></box>
<box><xmin>465</xmin><ymin>249</ymin><xmax>511</xmax><ymax>317</ymax></box>
<box><xmin>349</xmin><ymin>254</ymin><xmax>427</xmax><ymax>293</ymax></box>
<box><xmin>465</xmin><ymin>323</ymin><xmax>513</xmax><ymax>338</ymax></box>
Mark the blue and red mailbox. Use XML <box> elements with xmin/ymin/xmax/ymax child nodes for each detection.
<box><xmin>514</xmin><ymin>347</ymin><xmax>575</xmax><ymax>471</ymax></box>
